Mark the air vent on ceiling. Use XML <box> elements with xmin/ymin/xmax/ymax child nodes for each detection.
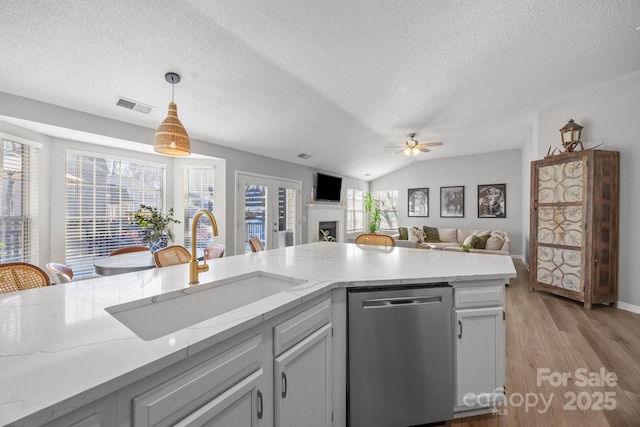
<box><xmin>297</xmin><ymin>153</ymin><xmax>312</xmax><ymax>160</ymax></box>
<box><xmin>116</xmin><ymin>97</ymin><xmax>154</xmax><ymax>114</ymax></box>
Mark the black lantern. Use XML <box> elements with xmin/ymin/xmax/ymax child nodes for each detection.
<box><xmin>559</xmin><ymin>119</ymin><xmax>583</xmax><ymax>150</ymax></box>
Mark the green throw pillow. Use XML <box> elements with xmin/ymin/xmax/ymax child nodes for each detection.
<box><xmin>474</xmin><ymin>234</ymin><xmax>489</xmax><ymax>249</ymax></box>
<box><xmin>423</xmin><ymin>226</ymin><xmax>440</xmax><ymax>242</ymax></box>
<box><xmin>398</xmin><ymin>227</ymin><xmax>408</xmax><ymax>240</ymax></box>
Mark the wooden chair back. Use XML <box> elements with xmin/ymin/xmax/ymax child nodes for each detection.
<box><xmin>203</xmin><ymin>244</ymin><xmax>225</xmax><ymax>259</ymax></box>
<box><xmin>248</xmin><ymin>237</ymin><xmax>265</xmax><ymax>252</ymax></box>
<box><xmin>109</xmin><ymin>246</ymin><xmax>150</xmax><ymax>256</ymax></box>
<box><xmin>153</xmin><ymin>245</ymin><xmax>191</xmax><ymax>268</ymax></box>
<box><xmin>354</xmin><ymin>233</ymin><xmax>396</xmax><ymax>247</ymax></box>
<box><xmin>46</xmin><ymin>262</ymin><xmax>73</xmax><ymax>284</ymax></box>
<box><xmin>0</xmin><ymin>262</ymin><xmax>51</xmax><ymax>294</ymax></box>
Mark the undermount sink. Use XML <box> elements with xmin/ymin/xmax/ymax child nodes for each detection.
<box><xmin>105</xmin><ymin>271</ymin><xmax>306</xmax><ymax>341</ymax></box>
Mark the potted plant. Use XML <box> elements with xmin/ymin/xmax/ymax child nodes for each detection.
<box><xmin>364</xmin><ymin>192</ymin><xmax>382</xmax><ymax>233</ymax></box>
<box><xmin>129</xmin><ymin>204</ymin><xmax>181</xmax><ymax>252</ymax></box>
<box><xmin>320</xmin><ymin>229</ymin><xmax>336</xmax><ymax>242</ymax></box>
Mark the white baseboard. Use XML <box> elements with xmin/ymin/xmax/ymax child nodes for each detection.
<box><xmin>616</xmin><ymin>301</ymin><xmax>640</xmax><ymax>315</ymax></box>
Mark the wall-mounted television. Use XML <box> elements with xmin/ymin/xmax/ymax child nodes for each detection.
<box><xmin>316</xmin><ymin>172</ymin><xmax>342</xmax><ymax>202</ymax></box>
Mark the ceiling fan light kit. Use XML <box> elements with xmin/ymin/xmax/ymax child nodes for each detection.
<box><xmin>400</xmin><ymin>133</ymin><xmax>442</xmax><ymax>156</ymax></box>
<box><xmin>153</xmin><ymin>72</ymin><xmax>191</xmax><ymax>156</ymax></box>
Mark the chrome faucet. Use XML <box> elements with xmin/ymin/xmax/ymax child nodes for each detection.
<box><xmin>189</xmin><ymin>209</ymin><xmax>219</xmax><ymax>285</ymax></box>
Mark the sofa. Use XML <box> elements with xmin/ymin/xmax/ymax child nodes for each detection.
<box><xmin>394</xmin><ymin>226</ymin><xmax>510</xmax><ymax>255</ymax></box>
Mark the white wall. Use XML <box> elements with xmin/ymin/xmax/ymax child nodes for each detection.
<box><xmin>529</xmin><ymin>71</ymin><xmax>640</xmax><ymax>309</ymax></box>
<box><xmin>370</xmin><ymin>149</ymin><xmax>523</xmax><ymax>256</ymax></box>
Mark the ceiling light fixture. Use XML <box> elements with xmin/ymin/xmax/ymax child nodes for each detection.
<box><xmin>404</xmin><ymin>133</ymin><xmax>421</xmax><ymax>156</ymax></box>
<box><xmin>153</xmin><ymin>72</ymin><xmax>191</xmax><ymax>156</ymax></box>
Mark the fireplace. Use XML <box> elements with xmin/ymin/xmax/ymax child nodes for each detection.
<box><xmin>319</xmin><ymin>221</ymin><xmax>337</xmax><ymax>241</ymax></box>
<box><xmin>307</xmin><ymin>204</ymin><xmax>347</xmax><ymax>243</ymax></box>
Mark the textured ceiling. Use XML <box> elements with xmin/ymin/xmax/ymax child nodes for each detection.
<box><xmin>1</xmin><ymin>0</ymin><xmax>639</xmax><ymax>179</ymax></box>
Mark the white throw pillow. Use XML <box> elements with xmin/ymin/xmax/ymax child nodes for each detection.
<box><xmin>474</xmin><ymin>230</ymin><xmax>491</xmax><ymax>237</ymax></box>
<box><xmin>457</xmin><ymin>228</ymin><xmax>473</xmax><ymax>244</ymax></box>
<box><xmin>485</xmin><ymin>235</ymin><xmax>505</xmax><ymax>251</ymax></box>
<box><xmin>438</xmin><ymin>228</ymin><xmax>457</xmax><ymax>242</ymax></box>
<box><xmin>408</xmin><ymin>226</ymin><xmax>420</xmax><ymax>242</ymax></box>
<box><xmin>491</xmin><ymin>230</ymin><xmax>506</xmax><ymax>238</ymax></box>
<box><xmin>463</xmin><ymin>234</ymin><xmax>477</xmax><ymax>246</ymax></box>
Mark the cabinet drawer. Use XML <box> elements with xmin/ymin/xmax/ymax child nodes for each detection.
<box><xmin>274</xmin><ymin>298</ymin><xmax>331</xmax><ymax>355</ymax></box>
<box><xmin>133</xmin><ymin>335</ymin><xmax>261</xmax><ymax>426</ymax></box>
<box><xmin>455</xmin><ymin>285</ymin><xmax>504</xmax><ymax>308</ymax></box>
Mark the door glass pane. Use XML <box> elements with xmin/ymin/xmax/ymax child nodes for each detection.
<box><xmin>277</xmin><ymin>187</ymin><xmax>296</xmax><ymax>248</ymax></box>
<box><xmin>244</xmin><ymin>184</ymin><xmax>267</xmax><ymax>252</ymax></box>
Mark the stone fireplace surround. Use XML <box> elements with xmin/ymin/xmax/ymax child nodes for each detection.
<box><xmin>307</xmin><ymin>204</ymin><xmax>347</xmax><ymax>243</ymax></box>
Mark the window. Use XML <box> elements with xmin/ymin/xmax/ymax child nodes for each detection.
<box><xmin>184</xmin><ymin>167</ymin><xmax>215</xmax><ymax>249</ymax></box>
<box><xmin>0</xmin><ymin>138</ymin><xmax>39</xmax><ymax>264</ymax></box>
<box><xmin>346</xmin><ymin>188</ymin><xmax>365</xmax><ymax>231</ymax></box>
<box><xmin>377</xmin><ymin>190</ymin><xmax>399</xmax><ymax>230</ymax></box>
<box><xmin>65</xmin><ymin>151</ymin><xmax>165</xmax><ymax>278</ymax></box>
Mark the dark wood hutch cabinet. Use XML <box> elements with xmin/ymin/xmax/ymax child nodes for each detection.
<box><xmin>529</xmin><ymin>150</ymin><xmax>619</xmax><ymax>309</ymax></box>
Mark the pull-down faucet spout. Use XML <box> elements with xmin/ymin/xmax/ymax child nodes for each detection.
<box><xmin>189</xmin><ymin>209</ymin><xmax>219</xmax><ymax>285</ymax></box>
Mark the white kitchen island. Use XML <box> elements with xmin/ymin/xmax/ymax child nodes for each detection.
<box><xmin>0</xmin><ymin>242</ymin><xmax>516</xmax><ymax>426</ymax></box>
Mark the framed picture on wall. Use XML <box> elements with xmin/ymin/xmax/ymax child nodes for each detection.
<box><xmin>408</xmin><ymin>188</ymin><xmax>429</xmax><ymax>217</ymax></box>
<box><xmin>440</xmin><ymin>186</ymin><xmax>464</xmax><ymax>217</ymax></box>
<box><xmin>478</xmin><ymin>183</ymin><xmax>507</xmax><ymax>218</ymax></box>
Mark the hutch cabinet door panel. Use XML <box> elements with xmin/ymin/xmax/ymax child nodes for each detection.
<box><xmin>530</xmin><ymin>150</ymin><xmax>619</xmax><ymax>308</ymax></box>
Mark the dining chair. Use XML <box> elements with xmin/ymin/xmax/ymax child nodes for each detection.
<box><xmin>153</xmin><ymin>245</ymin><xmax>191</xmax><ymax>268</ymax></box>
<box><xmin>0</xmin><ymin>262</ymin><xmax>51</xmax><ymax>294</ymax></box>
<box><xmin>109</xmin><ymin>246</ymin><xmax>150</xmax><ymax>256</ymax></box>
<box><xmin>203</xmin><ymin>244</ymin><xmax>225</xmax><ymax>259</ymax></box>
<box><xmin>46</xmin><ymin>262</ymin><xmax>73</xmax><ymax>284</ymax></box>
<box><xmin>354</xmin><ymin>233</ymin><xmax>396</xmax><ymax>247</ymax></box>
<box><xmin>248</xmin><ymin>237</ymin><xmax>265</xmax><ymax>252</ymax></box>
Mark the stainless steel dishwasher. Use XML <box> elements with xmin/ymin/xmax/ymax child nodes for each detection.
<box><xmin>348</xmin><ymin>284</ymin><xmax>453</xmax><ymax>427</ymax></box>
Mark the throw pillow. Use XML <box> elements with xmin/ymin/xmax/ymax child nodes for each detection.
<box><xmin>474</xmin><ymin>230</ymin><xmax>491</xmax><ymax>237</ymax></box>
<box><xmin>398</xmin><ymin>227</ymin><xmax>408</xmax><ymax>240</ymax></box>
<box><xmin>457</xmin><ymin>228</ymin><xmax>473</xmax><ymax>244</ymax></box>
<box><xmin>463</xmin><ymin>234</ymin><xmax>478</xmax><ymax>246</ymax></box>
<box><xmin>485</xmin><ymin>235</ymin><xmax>505</xmax><ymax>251</ymax></box>
<box><xmin>438</xmin><ymin>228</ymin><xmax>457</xmax><ymax>242</ymax></box>
<box><xmin>423</xmin><ymin>226</ymin><xmax>440</xmax><ymax>242</ymax></box>
<box><xmin>460</xmin><ymin>234</ymin><xmax>478</xmax><ymax>252</ymax></box>
<box><xmin>474</xmin><ymin>234</ymin><xmax>490</xmax><ymax>249</ymax></box>
<box><xmin>408</xmin><ymin>226</ymin><xmax>420</xmax><ymax>242</ymax></box>
<box><xmin>491</xmin><ymin>230</ymin><xmax>506</xmax><ymax>238</ymax></box>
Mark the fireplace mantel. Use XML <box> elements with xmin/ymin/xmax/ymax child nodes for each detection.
<box><xmin>307</xmin><ymin>204</ymin><xmax>347</xmax><ymax>243</ymax></box>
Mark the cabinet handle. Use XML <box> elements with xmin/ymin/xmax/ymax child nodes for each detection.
<box><xmin>257</xmin><ymin>390</ymin><xmax>263</xmax><ymax>419</ymax></box>
<box><xmin>282</xmin><ymin>372</ymin><xmax>288</xmax><ymax>398</ymax></box>
<box><xmin>458</xmin><ymin>320</ymin><xmax>463</xmax><ymax>339</ymax></box>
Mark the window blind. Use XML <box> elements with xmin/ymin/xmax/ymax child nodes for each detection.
<box><xmin>346</xmin><ymin>188</ymin><xmax>364</xmax><ymax>231</ymax></box>
<box><xmin>184</xmin><ymin>167</ymin><xmax>215</xmax><ymax>249</ymax></box>
<box><xmin>0</xmin><ymin>138</ymin><xmax>39</xmax><ymax>264</ymax></box>
<box><xmin>65</xmin><ymin>151</ymin><xmax>165</xmax><ymax>278</ymax></box>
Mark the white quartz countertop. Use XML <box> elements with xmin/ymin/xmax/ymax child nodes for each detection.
<box><xmin>0</xmin><ymin>242</ymin><xmax>516</xmax><ymax>426</ymax></box>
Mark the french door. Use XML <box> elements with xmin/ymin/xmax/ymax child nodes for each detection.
<box><xmin>236</xmin><ymin>173</ymin><xmax>301</xmax><ymax>254</ymax></box>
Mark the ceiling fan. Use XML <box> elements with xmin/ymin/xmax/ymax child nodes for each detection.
<box><xmin>389</xmin><ymin>133</ymin><xmax>444</xmax><ymax>156</ymax></box>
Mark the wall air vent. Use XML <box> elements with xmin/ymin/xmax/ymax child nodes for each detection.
<box><xmin>297</xmin><ymin>153</ymin><xmax>312</xmax><ymax>160</ymax></box>
<box><xmin>116</xmin><ymin>97</ymin><xmax>154</xmax><ymax>114</ymax></box>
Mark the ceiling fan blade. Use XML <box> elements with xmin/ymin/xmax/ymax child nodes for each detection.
<box><xmin>417</xmin><ymin>147</ymin><xmax>431</xmax><ymax>153</ymax></box>
<box><xmin>420</xmin><ymin>141</ymin><xmax>444</xmax><ymax>147</ymax></box>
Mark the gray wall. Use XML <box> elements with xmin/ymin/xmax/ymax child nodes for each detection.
<box><xmin>527</xmin><ymin>71</ymin><xmax>640</xmax><ymax>309</ymax></box>
<box><xmin>370</xmin><ymin>149</ymin><xmax>523</xmax><ymax>256</ymax></box>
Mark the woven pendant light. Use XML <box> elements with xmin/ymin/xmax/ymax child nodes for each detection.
<box><xmin>153</xmin><ymin>73</ymin><xmax>191</xmax><ymax>156</ymax></box>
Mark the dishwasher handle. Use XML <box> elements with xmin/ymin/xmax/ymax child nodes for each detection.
<box><xmin>363</xmin><ymin>295</ymin><xmax>442</xmax><ymax>308</ymax></box>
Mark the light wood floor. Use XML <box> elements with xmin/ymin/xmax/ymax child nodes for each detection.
<box><xmin>447</xmin><ymin>259</ymin><xmax>640</xmax><ymax>427</ymax></box>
